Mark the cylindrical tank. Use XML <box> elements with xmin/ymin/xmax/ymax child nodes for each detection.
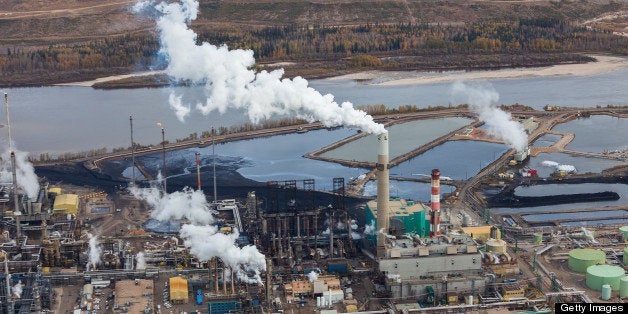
<box><xmin>533</xmin><ymin>233</ymin><xmax>543</xmax><ymax>244</ymax></box>
<box><xmin>601</xmin><ymin>284</ymin><xmax>612</xmax><ymax>300</ymax></box>
<box><xmin>619</xmin><ymin>226</ymin><xmax>628</xmax><ymax>241</ymax></box>
<box><xmin>485</xmin><ymin>239</ymin><xmax>506</xmax><ymax>253</ymax></box>
<box><xmin>568</xmin><ymin>249</ymin><xmax>605</xmax><ymax>273</ymax></box>
<box><xmin>620</xmin><ymin>276</ymin><xmax>628</xmax><ymax>298</ymax></box>
<box><xmin>623</xmin><ymin>247</ymin><xmax>628</xmax><ymax>266</ymax></box>
<box><xmin>586</xmin><ymin>265</ymin><xmax>625</xmax><ymax>291</ymax></box>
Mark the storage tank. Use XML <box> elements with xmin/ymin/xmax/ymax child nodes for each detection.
<box><xmin>624</xmin><ymin>247</ymin><xmax>628</xmax><ymax>266</ymax></box>
<box><xmin>485</xmin><ymin>239</ymin><xmax>506</xmax><ymax>253</ymax></box>
<box><xmin>568</xmin><ymin>248</ymin><xmax>605</xmax><ymax>273</ymax></box>
<box><xmin>586</xmin><ymin>265</ymin><xmax>625</xmax><ymax>291</ymax></box>
<box><xmin>620</xmin><ymin>226</ymin><xmax>628</xmax><ymax>241</ymax></box>
<box><xmin>620</xmin><ymin>276</ymin><xmax>628</xmax><ymax>298</ymax></box>
<box><xmin>601</xmin><ymin>284</ymin><xmax>612</xmax><ymax>300</ymax></box>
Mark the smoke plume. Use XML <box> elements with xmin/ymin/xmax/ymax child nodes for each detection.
<box><xmin>541</xmin><ymin>160</ymin><xmax>577</xmax><ymax>173</ymax></box>
<box><xmin>168</xmin><ymin>93</ymin><xmax>191</xmax><ymax>122</ymax></box>
<box><xmin>129</xmin><ymin>186</ymin><xmax>214</xmax><ymax>224</ymax></box>
<box><xmin>11</xmin><ymin>281</ymin><xmax>22</xmax><ymax>299</ymax></box>
<box><xmin>86</xmin><ymin>233</ymin><xmax>102</xmax><ymax>271</ymax></box>
<box><xmin>450</xmin><ymin>81</ymin><xmax>527</xmax><ymax>151</ymax></box>
<box><xmin>129</xmin><ymin>184</ymin><xmax>266</xmax><ymax>283</ymax></box>
<box><xmin>179</xmin><ymin>224</ymin><xmax>266</xmax><ymax>283</ymax></box>
<box><xmin>134</xmin><ymin>0</ymin><xmax>385</xmax><ymax>134</ymax></box>
<box><xmin>307</xmin><ymin>270</ymin><xmax>319</xmax><ymax>282</ymax></box>
<box><xmin>364</xmin><ymin>220</ymin><xmax>376</xmax><ymax>236</ymax></box>
<box><xmin>136</xmin><ymin>252</ymin><xmax>147</xmax><ymax>270</ymax></box>
<box><xmin>0</xmin><ymin>149</ymin><xmax>39</xmax><ymax>198</ymax></box>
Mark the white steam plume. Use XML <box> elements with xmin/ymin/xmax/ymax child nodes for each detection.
<box><xmin>307</xmin><ymin>270</ymin><xmax>319</xmax><ymax>282</ymax></box>
<box><xmin>364</xmin><ymin>220</ymin><xmax>376</xmax><ymax>236</ymax></box>
<box><xmin>168</xmin><ymin>93</ymin><xmax>191</xmax><ymax>122</ymax></box>
<box><xmin>180</xmin><ymin>224</ymin><xmax>266</xmax><ymax>283</ymax></box>
<box><xmin>129</xmin><ymin>186</ymin><xmax>214</xmax><ymax>224</ymax></box>
<box><xmin>11</xmin><ymin>281</ymin><xmax>22</xmax><ymax>299</ymax></box>
<box><xmin>350</xmin><ymin>219</ymin><xmax>361</xmax><ymax>239</ymax></box>
<box><xmin>86</xmin><ymin>233</ymin><xmax>102</xmax><ymax>271</ymax></box>
<box><xmin>541</xmin><ymin>160</ymin><xmax>577</xmax><ymax>173</ymax></box>
<box><xmin>0</xmin><ymin>149</ymin><xmax>39</xmax><ymax>198</ymax></box>
<box><xmin>134</xmin><ymin>0</ymin><xmax>385</xmax><ymax>134</ymax></box>
<box><xmin>136</xmin><ymin>252</ymin><xmax>147</xmax><ymax>270</ymax></box>
<box><xmin>450</xmin><ymin>81</ymin><xmax>527</xmax><ymax>151</ymax></box>
<box><xmin>129</xmin><ymin>184</ymin><xmax>266</xmax><ymax>283</ymax></box>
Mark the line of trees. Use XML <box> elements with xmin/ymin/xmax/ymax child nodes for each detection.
<box><xmin>197</xmin><ymin>18</ymin><xmax>627</xmax><ymax>60</ymax></box>
<box><xmin>1</xmin><ymin>17</ymin><xmax>626</xmax><ymax>86</ymax></box>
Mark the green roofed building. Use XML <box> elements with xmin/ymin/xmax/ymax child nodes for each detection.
<box><xmin>365</xmin><ymin>198</ymin><xmax>430</xmax><ymax>244</ymax></box>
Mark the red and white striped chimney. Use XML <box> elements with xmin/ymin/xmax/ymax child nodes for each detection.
<box><xmin>430</xmin><ymin>169</ymin><xmax>441</xmax><ymax>238</ymax></box>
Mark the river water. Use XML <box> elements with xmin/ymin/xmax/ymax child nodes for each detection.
<box><xmin>2</xmin><ymin>67</ymin><xmax>628</xmax><ymax>155</ymax></box>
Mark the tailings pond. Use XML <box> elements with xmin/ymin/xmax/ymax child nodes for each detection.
<box><xmin>528</xmin><ymin>152</ymin><xmax>623</xmax><ymax>177</ymax></box>
<box><xmin>390</xmin><ymin>141</ymin><xmax>509</xmax><ymax>180</ymax></box>
<box><xmin>552</xmin><ymin>115</ymin><xmax>628</xmax><ymax>152</ymax></box>
<box><xmin>110</xmin><ymin>128</ymin><xmax>368</xmax><ymax>188</ymax></box>
<box><xmin>318</xmin><ymin>117</ymin><xmax>473</xmax><ymax>162</ymax></box>
<box><xmin>491</xmin><ymin>183</ymin><xmax>628</xmax><ymax>215</ymax></box>
<box><xmin>532</xmin><ymin>133</ymin><xmax>562</xmax><ymax>148</ymax></box>
<box><xmin>492</xmin><ymin>182</ymin><xmax>627</xmax><ymax>227</ymax></box>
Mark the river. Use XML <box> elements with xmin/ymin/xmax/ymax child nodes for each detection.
<box><xmin>1</xmin><ymin>66</ymin><xmax>628</xmax><ymax>155</ymax></box>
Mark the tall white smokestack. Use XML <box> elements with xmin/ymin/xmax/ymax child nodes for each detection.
<box><xmin>430</xmin><ymin>169</ymin><xmax>441</xmax><ymax>238</ymax></box>
<box><xmin>376</xmin><ymin>131</ymin><xmax>389</xmax><ymax>258</ymax></box>
<box><xmin>11</xmin><ymin>152</ymin><xmax>21</xmax><ymax>239</ymax></box>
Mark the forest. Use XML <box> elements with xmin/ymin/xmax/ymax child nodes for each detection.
<box><xmin>1</xmin><ymin>17</ymin><xmax>626</xmax><ymax>86</ymax></box>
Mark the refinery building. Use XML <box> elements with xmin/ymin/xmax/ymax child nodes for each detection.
<box><xmin>365</xmin><ymin>132</ymin><xmax>486</xmax><ymax>300</ymax></box>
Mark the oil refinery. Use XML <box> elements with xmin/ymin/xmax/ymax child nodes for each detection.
<box><xmin>0</xmin><ymin>99</ymin><xmax>626</xmax><ymax>314</ymax></box>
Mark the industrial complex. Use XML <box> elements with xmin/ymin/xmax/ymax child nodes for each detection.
<box><xmin>0</xmin><ymin>86</ymin><xmax>627</xmax><ymax>314</ymax></box>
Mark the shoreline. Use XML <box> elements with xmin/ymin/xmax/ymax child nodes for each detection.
<box><xmin>52</xmin><ymin>55</ymin><xmax>628</xmax><ymax>88</ymax></box>
<box><xmin>329</xmin><ymin>55</ymin><xmax>628</xmax><ymax>86</ymax></box>
<box><xmin>55</xmin><ymin>70</ymin><xmax>167</xmax><ymax>87</ymax></box>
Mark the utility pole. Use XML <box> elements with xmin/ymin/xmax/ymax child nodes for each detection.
<box><xmin>157</xmin><ymin>123</ymin><xmax>167</xmax><ymax>194</ymax></box>
<box><xmin>130</xmin><ymin>115</ymin><xmax>135</xmax><ymax>185</ymax></box>
<box><xmin>212</xmin><ymin>127</ymin><xmax>217</xmax><ymax>203</ymax></box>
<box><xmin>196</xmin><ymin>152</ymin><xmax>201</xmax><ymax>191</ymax></box>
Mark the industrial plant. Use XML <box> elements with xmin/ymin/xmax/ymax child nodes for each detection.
<box><xmin>0</xmin><ymin>94</ymin><xmax>626</xmax><ymax>314</ymax></box>
<box><xmin>0</xmin><ymin>0</ymin><xmax>625</xmax><ymax>313</ymax></box>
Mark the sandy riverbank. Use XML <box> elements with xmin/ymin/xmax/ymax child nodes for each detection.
<box><xmin>330</xmin><ymin>55</ymin><xmax>628</xmax><ymax>86</ymax></box>
<box><xmin>56</xmin><ymin>55</ymin><xmax>627</xmax><ymax>88</ymax></box>
<box><xmin>56</xmin><ymin>69</ymin><xmax>167</xmax><ymax>87</ymax></box>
